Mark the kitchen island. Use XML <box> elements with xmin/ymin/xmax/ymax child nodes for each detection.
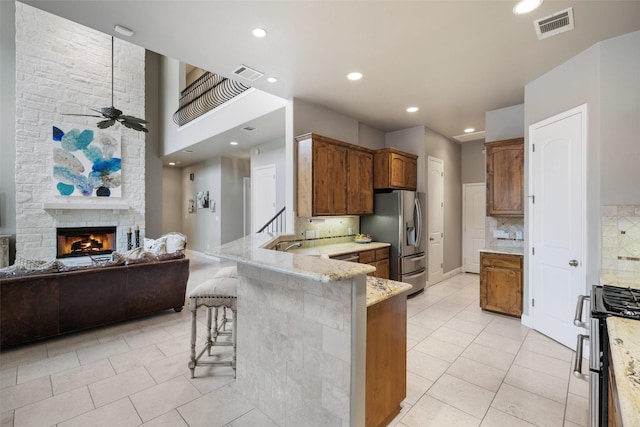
<box><xmin>207</xmin><ymin>234</ymin><xmax>411</xmax><ymax>427</ymax></box>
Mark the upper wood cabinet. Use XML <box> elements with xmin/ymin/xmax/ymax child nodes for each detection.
<box><xmin>485</xmin><ymin>138</ymin><xmax>524</xmax><ymax>217</ymax></box>
<box><xmin>373</xmin><ymin>148</ymin><xmax>418</xmax><ymax>191</ymax></box>
<box><xmin>296</xmin><ymin>133</ymin><xmax>373</xmax><ymax>217</ymax></box>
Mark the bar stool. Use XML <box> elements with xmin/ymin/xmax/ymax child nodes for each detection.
<box><xmin>188</xmin><ymin>275</ymin><xmax>237</xmax><ymax>378</ymax></box>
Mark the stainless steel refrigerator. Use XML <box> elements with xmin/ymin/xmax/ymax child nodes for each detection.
<box><xmin>361</xmin><ymin>190</ymin><xmax>426</xmax><ymax>295</ymax></box>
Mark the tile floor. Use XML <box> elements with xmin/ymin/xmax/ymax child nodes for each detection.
<box><xmin>1</xmin><ymin>255</ymin><xmax>589</xmax><ymax>427</ymax></box>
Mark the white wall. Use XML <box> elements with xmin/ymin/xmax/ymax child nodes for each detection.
<box><xmin>485</xmin><ymin>104</ymin><xmax>525</xmax><ymax>142</ymax></box>
<box><xmin>293</xmin><ymin>98</ymin><xmax>359</xmax><ymax>145</ymax></box>
<box><xmin>13</xmin><ymin>3</ymin><xmax>146</xmax><ymax>258</ymax></box>
<box><xmin>358</xmin><ymin>123</ymin><xmax>385</xmax><ymax>150</ymax></box>
<box><xmin>251</xmin><ymin>137</ymin><xmax>286</xmax><ymax>211</ymax></box>
<box><xmin>161</xmin><ymin>166</ymin><xmax>182</xmax><ymax>235</ymax></box>
<box><xmin>221</xmin><ymin>157</ymin><xmax>250</xmax><ymax>244</ymax></box>
<box><xmin>461</xmin><ymin>140</ymin><xmax>485</xmax><ymax>184</ymax></box>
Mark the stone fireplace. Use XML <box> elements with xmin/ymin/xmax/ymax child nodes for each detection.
<box><xmin>56</xmin><ymin>226</ymin><xmax>117</xmax><ymax>259</ymax></box>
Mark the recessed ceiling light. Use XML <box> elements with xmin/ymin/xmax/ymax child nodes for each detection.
<box><xmin>168</xmin><ymin>162</ymin><xmax>175</xmax><ymax>166</ymax></box>
<box><xmin>406</xmin><ymin>107</ymin><xmax>419</xmax><ymax>113</ymax></box>
<box><xmin>266</xmin><ymin>77</ymin><xmax>278</xmax><ymax>83</ymax></box>
<box><xmin>347</xmin><ymin>72</ymin><xmax>363</xmax><ymax>81</ymax></box>
<box><xmin>464</xmin><ymin>128</ymin><xmax>475</xmax><ymax>133</ymax></box>
<box><xmin>230</xmin><ymin>141</ymin><xmax>239</xmax><ymax>146</ymax></box>
<box><xmin>513</xmin><ymin>0</ymin><xmax>543</xmax><ymax>14</ymax></box>
<box><xmin>252</xmin><ymin>28</ymin><xmax>267</xmax><ymax>38</ymax></box>
<box><xmin>184</xmin><ymin>149</ymin><xmax>194</xmax><ymax>153</ymax></box>
<box><xmin>114</xmin><ymin>24</ymin><xmax>134</xmax><ymax>37</ymax></box>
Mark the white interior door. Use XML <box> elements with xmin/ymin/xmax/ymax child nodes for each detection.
<box><xmin>463</xmin><ymin>183</ymin><xmax>486</xmax><ymax>274</ymax></box>
<box><xmin>252</xmin><ymin>164</ymin><xmax>276</xmax><ymax>233</ymax></box>
<box><xmin>530</xmin><ymin>104</ymin><xmax>587</xmax><ymax>349</ymax></box>
<box><xmin>428</xmin><ymin>156</ymin><xmax>444</xmax><ymax>285</ymax></box>
<box><xmin>243</xmin><ymin>177</ymin><xmax>251</xmax><ymax>236</ymax></box>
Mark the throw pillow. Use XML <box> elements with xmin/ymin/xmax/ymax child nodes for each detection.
<box><xmin>164</xmin><ymin>232</ymin><xmax>187</xmax><ymax>253</ymax></box>
<box><xmin>144</xmin><ymin>237</ymin><xmax>167</xmax><ymax>255</ymax></box>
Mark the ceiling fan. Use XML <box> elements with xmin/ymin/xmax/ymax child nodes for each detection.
<box><xmin>64</xmin><ymin>36</ymin><xmax>149</xmax><ymax>133</ymax></box>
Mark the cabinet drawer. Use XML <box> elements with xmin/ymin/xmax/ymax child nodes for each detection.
<box><xmin>481</xmin><ymin>253</ymin><xmax>522</xmax><ymax>269</ymax></box>
<box><xmin>375</xmin><ymin>247</ymin><xmax>389</xmax><ymax>261</ymax></box>
<box><xmin>359</xmin><ymin>250</ymin><xmax>376</xmax><ymax>264</ymax></box>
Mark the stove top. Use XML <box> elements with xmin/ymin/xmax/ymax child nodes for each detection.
<box><xmin>594</xmin><ymin>285</ymin><xmax>640</xmax><ymax>320</ymax></box>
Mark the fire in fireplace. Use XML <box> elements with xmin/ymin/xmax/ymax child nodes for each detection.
<box><xmin>56</xmin><ymin>226</ymin><xmax>117</xmax><ymax>258</ymax></box>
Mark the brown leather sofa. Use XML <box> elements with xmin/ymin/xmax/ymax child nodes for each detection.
<box><xmin>0</xmin><ymin>256</ymin><xmax>189</xmax><ymax>348</ymax></box>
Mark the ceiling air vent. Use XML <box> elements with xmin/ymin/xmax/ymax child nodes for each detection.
<box><xmin>232</xmin><ymin>65</ymin><xmax>264</xmax><ymax>82</ymax></box>
<box><xmin>242</xmin><ymin>126</ymin><xmax>256</xmax><ymax>132</ymax></box>
<box><xmin>534</xmin><ymin>7</ymin><xmax>574</xmax><ymax>40</ymax></box>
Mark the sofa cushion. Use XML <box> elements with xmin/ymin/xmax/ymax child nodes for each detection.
<box><xmin>0</xmin><ymin>256</ymin><xmax>64</xmax><ymax>277</ymax></box>
<box><xmin>143</xmin><ymin>238</ymin><xmax>167</xmax><ymax>256</ymax></box>
<box><xmin>214</xmin><ymin>266</ymin><xmax>237</xmax><ymax>279</ymax></box>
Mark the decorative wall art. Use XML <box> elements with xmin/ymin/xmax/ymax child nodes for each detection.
<box><xmin>188</xmin><ymin>198</ymin><xmax>196</xmax><ymax>213</ymax></box>
<box><xmin>196</xmin><ymin>190</ymin><xmax>209</xmax><ymax>209</ymax></box>
<box><xmin>52</xmin><ymin>126</ymin><xmax>122</xmax><ymax>197</ymax></box>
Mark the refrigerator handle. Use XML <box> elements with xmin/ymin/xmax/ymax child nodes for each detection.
<box><xmin>414</xmin><ymin>197</ymin><xmax>422</xmax><ymax>248</ymax></box>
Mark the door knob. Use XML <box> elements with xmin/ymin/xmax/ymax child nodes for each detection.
<box><xmin>569</xmin><ymin>259</ymin><xmax>579</xmax><ymax>267</ymax></box>
<box><xmin>429</xmin><ymin>237</ymin><xmax>435</xmax><ymax>241</ymax></box>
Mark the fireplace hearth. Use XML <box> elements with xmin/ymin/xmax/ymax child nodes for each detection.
<box><xmin>56</xmin><ymin>226</ymin><xmax>116</xmax><ymax>258</ymax></box>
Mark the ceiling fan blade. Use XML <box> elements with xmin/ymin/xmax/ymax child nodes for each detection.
<box><xmin>96</xmin><ymin>119</ymin><xmax>116</xmax><ymax>129</ymax></box>
<box><xmin>119</xmin><ymin>115</ymin><xmax>149</xmax><ymax>124</ymax></box>
<box><xmin>100</xmin><ymin>106</ymin><xmax>122</xmax><ymax>119</ymax></box>
<box><xmin>62</xmin><ymin>113</ymin><xmax>103</xmax><ymax>118</ymax></box>
<box><xmin>120</xmin><ymin>119</ymin><xmax>149</xmax><ymax>133</ymax></box>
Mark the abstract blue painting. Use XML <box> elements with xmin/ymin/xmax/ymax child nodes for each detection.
<box><xmin>52</xmin><ymin>126</ymin><xmax>122</xmax><ymax>197</ymax></box>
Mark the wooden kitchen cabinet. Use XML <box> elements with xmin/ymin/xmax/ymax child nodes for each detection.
<box><xmin>366</xmin><ymin>290</ymin><xmax>406</xmax><ymax>427</ymax></box>
<box><xmin>373</xmin><ymin>148</ymin><xmax>418</xmax><ymax>191</ymax></box>
<box><xmin>485</xmin><ymin>138</ymin><xmax>524</xmax><ymax>217</ymax></box>
<box><xmin>297</xmin><ymin>133</ymin><xmax>373</xmax><ymax>216</ymax></box>
<box><xmin>480</xmin><ymin>252</ymin><xmax>523</xmax><ymax>317</ymax></box>
<box><xmin>360</xmin><ymin>247</ymin><xmax>390</xmax><ymax>279</ymax></box>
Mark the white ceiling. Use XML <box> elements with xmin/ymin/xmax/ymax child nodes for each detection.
<box><xmin>20</xmin><ymin>0</ymin><xmax>640</xmax><ymax>153</ymax></box>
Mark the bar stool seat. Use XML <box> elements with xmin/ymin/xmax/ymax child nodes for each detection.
<box><xmin>188</xmin><ymin>275</ymin><xmax>237</xmax><ymax>378</ymax></box>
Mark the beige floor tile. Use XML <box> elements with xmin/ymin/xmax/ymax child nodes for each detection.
<box><xmin>461</xmin><ymin>343</ymin><xmax>515</xmax><ymax>372</ymax></box>
<box><xmin>123</xmin><ymin>326</ymin><xmax>175</xmax><ymax>350</ymax></box>
<box><xmin>76</xmin><ymin>338</ymin><xmax>131</xmax><ymax>365</ymax></box>
<box><xmin>521</xmin><ymin>331</ymin><xmax>573</xmax><ymax>362</ymax></box>
<box><xmin>430</xmin><ymin>326</ymin><xmax>477</xmax><ymax>348</ymax></box>
<box><xmin>0</xmin><ymin>343</ymin><xmax>48</xmax><ymax>370</ymax></box>
<box><xmin>1</xmin><ymin>376</ymin><xmax>52</xmax><ymax>412</ymax></box>
<box><xmin>401</xmin><ymin>395</ymin><xmax>480</xmax><ymax>427</ymax></box>
<box><xmin>568</xmin><ymin>367</ymin><xmax>589</xmax><ymax>398</ymax></box>
<box><xmin>491</xmin><ymin>383</ymin><xmax>565</xmax><ymax>427</ymax></box>
<box><xmin>1</xmin><ymin>410</ymin><xmax>14</xmax><ymax>427</ymax></box>
<box><xmin>406</xmin><ymin>338</ymin><xmax>419</xmax><ymax>350</ymax></box>
<box><xmin>187</xmin><ymin>366</ymin><xmax>236</xmax><ymax>394</ymax></box>
<box><xmin>413</xmin><ymin>336</ymin><xmax>465</xmax><ymax>363</ymax></box>
<box><xmin>387</xmin><ymin>402</ymin><xmax>412</xmax><ymax>427</ymax></box>
<box><xmin>51</xmin><ymin>359</ymin><xmax>115</xmax><ymax>395</ymax></box>
<box><xmin>13</xmin><ymin>386</ymin><xmax>93</xmax><ymax>427</ymax></box>
<box><xmin>162</xmin><ymin>320</ymin><xmax>191</xmax><ymax>338</ymax></box>
<box><xmin>144</xmin><ymin>350</ymin><xmax>192</xmax><ymax>384</ymax></box>
<box><xmin>473</xmin><ymin>331</ymin><xmax>523</xmax><ymax>355</ymax></box>
<box><xmin>177</xmin><ymin>385</ymin><xmax>254</xmax><ymax>427</ymax></box>
<box><xmin>0</xmin><ymin>367</ymin><xmax>16</xmax><ymax>389</ymax></box>
<box><xmin>227</xmin><ymin>408</ymin><xmax>279</xmax><ymax>427</ymax></box>
<box><xmin>504</xmin><ymin>364</ymin><xmax>568</xmax><ymax>403</ymax></box>
<box><xmin>406</xmin><ymin>323</ymin><xmax>434</xmax><ymax>343</ymax></box>
<box><xmin>446</xmin><ymin>357</ymin><xmax>506</xmax><ymax>392</ymax></box>
<box><xmin>130</xmin><ymin>376</ymin><xmax>201</xmax><ymax>422</ymax></box>
<box><xmin>427</xmin><ymin>374</ymin><xmax>495</xmax><ymax>419</ymax></box>
<box><xmin>405</xmin><ymin>371</ymin><xmax>434</xmax><ymax>405</ymax></box>
<box><xmin>480</xmin><ymin>407</ymin><xmax>536</xmax><ymax>426</ymax></box>
<box><xmin>408</xmin><ymin>312</ymin><xmax>447</xmax><ymax>331</ymax></box>
<box><xmin>513</xmin><ymin>349</ymin><xmax>571</xmax><ymax>380</ymax></box>
<box><xmin>45</xmin><ymin>331</ymin><xmax>100</xmax><ymax>358</ymax></box>
<box><xmin>89</xmin><ymin>366</ymin><xmax>156</xmax><ymax>408</ymax></box>
<box><xmin>16</xmin><ymin>351</ymin><xmax>79</xmax><ymax>384</ymax></box>
<box><xmin>155</xmin><ymin>333</ymin><xmax>191</xmax><ymax>358</ymax></box>
<box><xmin>564</xmin><ymin>393</ymin><xmax>588</xmax><ymax>426</ymax></box>
<box><xmin>563</xmin><ymin>420</ymin><xmax>583</xmax><ymax>427</ymax></box>
<box><xmin>139</xmin><ymin>410</ymin><xmax>188</xmax><ymax>426</ymax></box>
<box><xmin>406</xmin><ymin>350</ymin><xmax>450</xmax><ymax>382</ymax></box>
<box><xmin>483</xmin><ymin>319</ymin><xmax>529</xmax><ymax>342</ymax></box>
<box><xmin>58</xmin><ymin>397</ymin><xmax>141</xmax><ymax>427</ymax></box>
<box><xmin>109</xmin><ymin>344</ymin><xmax>166</xmax><ymax>374</ymax></box>
<box><xmin>454</xmin><ymin>309</ymin><xmax>496</xmax><ymax>326</ymax></box>
<box><xmin>444</xmin><ymin>317</ymin><xmax>487</xmax><ymax>336</ymax></box>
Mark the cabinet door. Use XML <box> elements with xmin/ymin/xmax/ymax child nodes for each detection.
<box><xmin>404</xmin><ymin>156</ymin><xmax>417</xmax><ymax>190</ymax></box>
<box><xmin>486</xmin><ymin>139</ymin><xmax>524</xmax><ymax>216</ymax></box>
<box><xmin>348</xmin><ymin>149</ymin><xmax>373</xmax><ymax>214</ymax></box>
<box><xmin>480</xmin><ymin>266</ymin><xmax>523</xmax><ymax>317</ymax></box>
<box><xmin>373</xmin><ymin>258</ymin><xmax>390</xmax><ymax>279</ymax></box>
<box><xmin>313</xmin><ymin>141</ymin><xmax>347</xmax><ymax>215</ymax></box>
<box><xmin>390</xmin><ymin>154</ymin><xmax>407</xmax><ymax>188</ymax></box>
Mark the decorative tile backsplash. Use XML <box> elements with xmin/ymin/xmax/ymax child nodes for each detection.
<box><xmin>602</xmin><ymin>205</ymin><xmax>640</xmax><ymax>272</ymax></box>
<box><xmin>486</xmin><ymin>217</ymin><xmax>525</xmax><ymax>248</ymax></box>
<box><xmin>295</xmin><ymin>216</ymin><xmax>359</xmax><ymax>241</ymax></box>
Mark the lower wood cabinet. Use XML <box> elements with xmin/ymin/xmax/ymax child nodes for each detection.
<box><xmin>479</xmin><ymin>252</ymin><xmax>523</xmax><ymax>317</ymax></box>
<box><xmin>359</xmin><ymin>247</ymin><xmax>390</xmax><ymax>279</ymax></box>
<box><xmin>366</xmin><ymin>291</ymin><xmax>406</xmax><ymax>427</ymax></box>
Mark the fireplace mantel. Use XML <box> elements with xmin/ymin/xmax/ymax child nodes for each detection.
<box><xmin>43</xmin><ymin>201</ymin><xmax>130</xmax><ymax>211</ymax></box>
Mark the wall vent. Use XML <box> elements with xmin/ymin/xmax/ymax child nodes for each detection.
<box><xmin>534</xmin><ymin>7</ymin><xmax>574</xmax><ymax>40</ymax></box>
<box><xmin>232</xmin><ymin>65</ymin><xmax>264</xmax><ymax>82</ymax></box>
<box><xmin>242</xmin><ymin>126</ymin><xmax>256</xmax><ymax>132</ymax></box>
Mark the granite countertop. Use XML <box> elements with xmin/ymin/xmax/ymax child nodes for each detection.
<box><xmin>366</xmin><ymin>276</ymin><xmax>412</xmax><ymax>307</ymax></box>
<box><xmin>479</xmin><ymin>246</ymin><xmax>525</xmax><ymax>256</ymax></box>
<box><xmin>600</xmin><ymin>269</ymin><xmax>640</xmax><ymax>291</ymax></box>
<box><xmin>287</xmin><ymin>241</ymin><xmax>390</xmax><ymax>258</ymax></box>
<box><xmin>606</xmin><ymin>317</ymin><xmax>640</xmax><ymax>426</ymax></box>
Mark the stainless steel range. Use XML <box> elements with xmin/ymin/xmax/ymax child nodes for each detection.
<box><xmin>573</xmin><ymin>285</ymin><xmax>640</xmax><ymax>426</ymax></box>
